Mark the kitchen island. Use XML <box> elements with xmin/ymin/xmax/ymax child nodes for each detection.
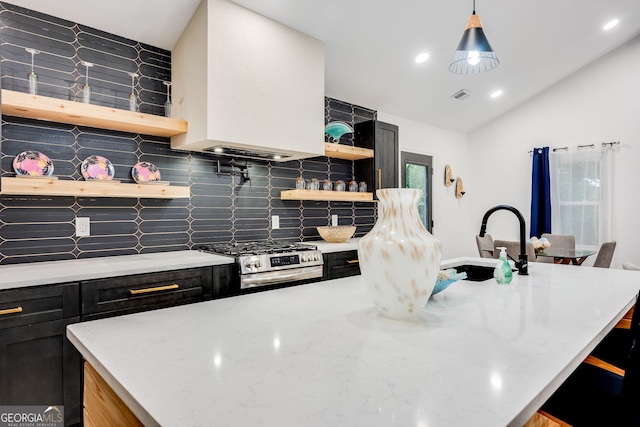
<box><xmin>67</xmin><ymin>258</ymin><xmax>639</xmax><ymax>426</ymax></box>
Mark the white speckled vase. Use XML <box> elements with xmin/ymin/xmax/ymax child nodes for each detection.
<box><xmin>358</xmin><ymin>188</ymin><xmax>442</xmax><ymax>318</ymax></box>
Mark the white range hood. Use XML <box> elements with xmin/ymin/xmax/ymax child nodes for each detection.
<box><xmin>171</xmin><ymin>0</ymin><xmax>325</xmax><ymax>161</ymax></box>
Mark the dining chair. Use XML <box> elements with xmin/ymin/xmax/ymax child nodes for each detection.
<box><xmin>538</xmin><ymin>233</ymin><xmax>576</xmax><ymax>264</ymax></box>
<box><xmin>593</xmin><ymin>241</ymin><xmax>617</xmax><ymax>268</ymax></box>
<box><xmin>532</xmin><ymin>291</ymin><xmax>640</xmax><ymax>427</ymax></box>
<box><xmin>623</xmin><ymin>262</ymin><xmax>640</xmax><ymax>271</ymax></box>
<box><xmin>493</xmin><ymin>240</ymin><xmax>536</xmax><ymax>263</ymax></box>
<box><xmin>475</xmin><ymin>233</ymin><xmax>494</xmax><ymax>258</ymax></box>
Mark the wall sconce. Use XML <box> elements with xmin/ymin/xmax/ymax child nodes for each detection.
<box><xmin>444</xmin><ymin>164</ymin><xmax>455</xmax><ymax>186</ymax></box>
<box><xmin>456</xmin><ymin>177</ymin><xmax>465</xmax><ymax>198</ymax></box>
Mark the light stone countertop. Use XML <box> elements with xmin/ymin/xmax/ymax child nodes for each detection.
<box><xmin>67</xmin><ymin>257</ymin><xmax>640</xmax><ymax>427</ymax></box>
<box><xmin>0</xmin><ymin>242</ymin><xmax>364</xmax><ymax>292</ymax></box>
<box><xmin>306</xmin><ymin>237</ymin><xmax>360</xmax><ymax>253</ymax></box>
<box><xmin>0</xmin><ymin>251</ymin><xmax>234</xmax><ymax>291</ymax></box>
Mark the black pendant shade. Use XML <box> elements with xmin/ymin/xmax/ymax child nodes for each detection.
<box><xmin>449</xmin><ymin>12</ymin><xmax>499</xmax><ymax>74</ymax></box>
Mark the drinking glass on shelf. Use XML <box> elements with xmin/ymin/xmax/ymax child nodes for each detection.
<box><xmin>295</xmin><ymin>177</ymin><xmax>305</xmax><ymax>190</ymax></box>
<box><xmin>358</xmin><ymin>181</ymin><xmax>367</xmax><ymax>192</ymax></box>
<box><xmin>322</xmin><ymin>179</ymin><xmax>333</xmax><ymax>191</ymax></box>
<box><xmin>307</xmin><ymin>178</ymin><xmax>319</xmax><ymax>191</ymax></box>
<box><xmin>26</xmin><ymin>48</ymin><xmax>40</xmax><ymax>95</ymax></box>
<box><xmin>128</xmin><ymin>72</ymin><xmax>139</xmax><ymax>112</ymax></box>
<box><xmin>81</xmin><ymin>61</ymin><xmax>94</xmax><ymax>104</ymax></box>
<box><xmin>334</xmin><ymin>180</ymin><xmax>345</xmax><ymax>191</ymax></box>
<box><xmin>163</xmin><ymin>81</ymin><xmax>172</xmax><ymax>117</ymax></box>
<box><xmin>349</xmin><ymin>180</ymin><xmax>358</xmax><ymax>192</ymax></box>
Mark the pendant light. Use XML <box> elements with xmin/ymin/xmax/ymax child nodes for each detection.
<box><xmin>449</xmin><ymin>0</ymin><xmax>499</xmax><ymax>74</ymax></box>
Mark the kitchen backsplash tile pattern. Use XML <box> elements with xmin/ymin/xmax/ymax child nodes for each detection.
<box><xmin>0</xmin><ymin>2</ymin><xmax>376</xmax><ymax>265</ymax></box>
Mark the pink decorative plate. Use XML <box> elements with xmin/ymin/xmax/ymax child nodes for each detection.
<box><xmin>81</xmin><ymin>155</ymin><xmax>115</xmax><ymax>180</ymax></box>
<box><xmin>13</xmin><ymin>150</ymin><xmax>54</xmax><ymax>176</ymax></box>
<box><xmin>131</xmin><ymin>161</ymin><xmax>161</xmax><ymax>183</ymax></box>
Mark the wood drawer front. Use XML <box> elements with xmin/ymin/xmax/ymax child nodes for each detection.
<box><xmin>0</xmin><ymin>283</ymin><xmax>79</xmax><ymax>330</ymax></box>
<box><xmin>81</xmin><ymin>267</ymin><xmax>213</xmax><ymax>319</ymax></box>
<box><xmin>325</xmin><ymin>250</ymin><xmax>361</xmax><ymax>280</ymax></box>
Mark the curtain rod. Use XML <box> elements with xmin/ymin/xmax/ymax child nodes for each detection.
<box><xmin>528</xmin><ymin>141</ymin><xmax>620</xmax><ymax>153</ymax></box>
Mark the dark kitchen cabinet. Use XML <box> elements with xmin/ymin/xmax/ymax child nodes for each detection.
<box><xmin>0</xmin><ymin>283</ymin><xmax>82</xmax><ymax>426</ymax></box>
<box><xmin>0</xmin><ymin>262</ymin><xmax>232</xmax><ymax>426</ymax></box>
<box><xmin>81</xmin><ymin>266</ymin><xmax>215</xmax><ymax>321</ymax></box>
<box><xmin>323</xmin><ymin>250</ymin><xmax>361</xmax><ymax>280</ymax></box>
<box><xmin>354</xmin><ymin>120</ymin><xmax>399</xmax><ymax>198</ymax></box>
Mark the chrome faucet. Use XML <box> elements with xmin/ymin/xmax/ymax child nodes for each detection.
<box><xmin>479</xmin><ymin>205</ymin><xmax>529</xmax><ymax>275</ymax></box>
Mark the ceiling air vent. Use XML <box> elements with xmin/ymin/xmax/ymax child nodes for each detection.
<box><xmin>450</xmin><ymin>89</ymin><xmax>472</xmax><ymax>102</ymax></box>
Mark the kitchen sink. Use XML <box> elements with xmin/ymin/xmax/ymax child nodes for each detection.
<box><xmin>453</xmin><ymin>264</ymin><xmax>496</xmax><ymax>282</ymax></box>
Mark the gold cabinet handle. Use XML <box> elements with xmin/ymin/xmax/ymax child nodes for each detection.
<box><xmin>377</xmin><ymin>169</ymin><xmax>382</xmax><ymax>189</ymax></box>
<box><xmin>0</xmin><ymin>306</ymin><xmax>23</xmax><ymax>316</ymax></box>
<box><xmin>346</xmin><ymin>259</ymin><xmax>360</xmax><ymax>264</ymax></box>
<box><xmin>130</xmin><ymin>284</ymin><xmax>179</xmax><ymax>296</ymax></box>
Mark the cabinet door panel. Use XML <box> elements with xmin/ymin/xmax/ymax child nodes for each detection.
<box><xmin>323</xmin><ymin>250</ymin><xmax>361</xmax><ymax>280</ymax></box>
<box><xmin>354</xmin><ymin>120</ymin><xmax>398</xmax><ymax>198</ymax></box>
<box><xmin>0</xmin><ymin>283</ymin><xmax>79</xmax><ymax>330</ymax></box>
<box><xmin>82</xmin><ymin>267</ymin><xmax>213</xmax><ymax>320</ymax></box>
<box><xmin>375</xmin><ymin>122</ymin><xmax>399</xmax><ymax>190</ymax></box>
<box><xmin>0</xmin><ymin>317</ymin><xmax>82</xmax><ymax>426</ymax></box>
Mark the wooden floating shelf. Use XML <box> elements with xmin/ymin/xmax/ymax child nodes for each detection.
<box><xmin>1</xmin><ymin>89</ymin><xmax>188</xmax><ymax>138</ymax></box>
<box><xmin>0</xmin><ymin>177</ymin><xmax>190</xmax><ymax>199</ymax></box>
<box><xmin>281</xmin><ymin>189</ymin><xmax>373</xmax><ymax>202</ymax></box>
<box><xmin>323</xmin><ymin>143</ymin><xmax>374</xmax><ymax>160</ymax></box>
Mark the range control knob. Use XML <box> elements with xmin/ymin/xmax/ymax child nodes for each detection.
<box><xmin>245</xmin><ymin>259</ymin><xmax>261</xmax><ymax>269</ymax></box>
<box><xmin>313</xmin><ymin>254</ymin><xmax>321</xmax><ymax>261</ymax></box>
<box><xmin>301</xmin><ymin>254</ymin><xmax>308</xmax><ymax>263</ymax></box>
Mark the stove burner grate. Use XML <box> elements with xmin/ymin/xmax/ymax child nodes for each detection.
<box><xmin>200</xmin><ymin>241</ymin><xmax>317</xmax><ymax>257</ymax></box>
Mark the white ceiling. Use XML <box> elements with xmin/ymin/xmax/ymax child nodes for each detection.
<box><xmin>6</xmin><ymin>0</ymin><xmax>640</xmax><ymax>133</ymax></box>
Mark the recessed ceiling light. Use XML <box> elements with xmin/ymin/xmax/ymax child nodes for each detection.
<box><xmin>603</xmin><ymin>19</ymin><xmax>619</xmax><ymax>31</ymax></box>
<box><xmin>213</xmin><ymin>147</ymin><xmax>224</xmax><ymax>153</ymax></box>
<box><xmin>415</xmin><ymin>52</ymin><xmax>430</xmax><ymax>63</ymax></box>
<box><xmin>490</xmin><ymin>90</ymin><xmax>503</xmax><ymax>98</ymax></box>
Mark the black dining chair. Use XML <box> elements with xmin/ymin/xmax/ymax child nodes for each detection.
<box><xmin>593</xmin><ymin>241</ymin><xmax>617</xmax><ymax>268</ymax></box>
<box><xmin>534</xmin><ymin>291</ymin><xmax>640</xmax><ymax>426</ymax></box>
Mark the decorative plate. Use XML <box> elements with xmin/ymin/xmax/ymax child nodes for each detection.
<box><xmin>131</xmin><ymin>161</ymin><xmax>161</xmax><ymax>183</ymax></box>
<box><xmin>81</xmin><ymin>155</ymin><xmax>115</xmax><ymax>180</ymax></box>
<box><xmin>324</xmin><ymin>121</ymin><xmax>354</xmax><ymax>143</ymax></box>
<box><xmin>13</xmin><ymin>150</ymin><xmax>54</xmax><ymax>176</ymax></box>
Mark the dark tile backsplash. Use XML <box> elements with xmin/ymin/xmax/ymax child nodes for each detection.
<box><xmin>0</xmin><ymin>2</ymin><xmax>376</xmax><ymax>265</ymax></box>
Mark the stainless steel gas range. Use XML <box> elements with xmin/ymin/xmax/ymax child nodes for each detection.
<box><xmin>199</xmin><ymin>241</ymin><xmax>323</xmax><ymax>292</ymax></box>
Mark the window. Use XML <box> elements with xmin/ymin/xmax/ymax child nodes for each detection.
<box><xmin>401</xmin><ymin>152</ymin><xmax>433</xmax><ymax>233</ymax></box>
<box><xmin>550</xmin><ymin>149</ymin><xmax>613</xmax><ymax>249</ymax></box>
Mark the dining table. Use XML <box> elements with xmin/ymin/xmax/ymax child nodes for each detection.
<box><xmin>535</xmin><ymin>248</ymin><xmax>597</xmax><ymax>265</ymax></box>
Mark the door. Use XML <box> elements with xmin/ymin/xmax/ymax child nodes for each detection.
<box><xmin>401</xmin><ymin>152</ymin><xmax>433</xmax><ymax>233</ymax></box>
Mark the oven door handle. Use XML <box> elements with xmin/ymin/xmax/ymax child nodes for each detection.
<box><xmin>240</xmin><ymin>265</ymin><xmax>323</xmax><ymax>289</ymax></box>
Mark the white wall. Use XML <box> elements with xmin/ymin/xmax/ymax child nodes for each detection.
<box><xmin>377</xmin><ymin>112</ymin><xmax>472</xmax><ymax>259</ymax></box>
<box><xmin>467</xmin><ymin>35</ymin><xmax>640</xmax><ymax>268</ymax></box>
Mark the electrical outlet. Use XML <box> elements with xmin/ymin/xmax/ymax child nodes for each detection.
<box><xmin>76</xmin><ymin>217</ymin><xmax>90</xmax><ymax>237</ymax></box>
<box><xmin>331</xmin><ymin>215</ymin><xmax>338</xmax><ymax>226</ymax></box>
<box><xmin>272</xmin><ymin>215</ymin><xmax>280</xmax><ymax>229</ymax></box>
